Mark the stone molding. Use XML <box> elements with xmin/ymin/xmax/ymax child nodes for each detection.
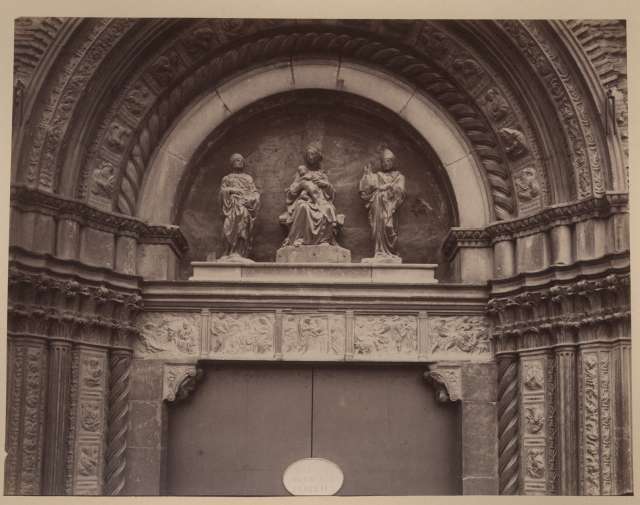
<box><xmin>10</xmin><ymin>185</ymin><xmax>189</xmax><ymax>257</ymax></box>
<box><xmin>488</xmin><ymin>270</ymin><xmax>630</xmax><ymax>345</ymax></box>
<box><xmin>443</xmin><ymin>192</ymin><xmax>628</xmax><ymax>258</ymax></box>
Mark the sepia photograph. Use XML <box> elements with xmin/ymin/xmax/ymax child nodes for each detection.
<box><xmin>2</xmin><ymin>6</ymin><xmax>633</xmax><ymax>499</ymax></box>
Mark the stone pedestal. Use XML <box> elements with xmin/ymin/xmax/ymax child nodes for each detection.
<box><xmin>275</xmin><ymin>244</ymin><xmax>351</xmax><ymax>263</ymax></box>
<box><xmin>207</xmin><ymin>252</ymin><xmax>255</xmax><ymax>264</ymax></box>
<box><xmin>361</xmin><ymin>253</ymin><xmax>402</xmax><ymax>264</ymax></box>
<box><xmin>190</xmin><ymin>261</ymin><xmax>438</xmax><ymax>284</ymax></box>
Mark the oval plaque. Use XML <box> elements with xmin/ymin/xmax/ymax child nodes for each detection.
<box><xmin>283</xmin><ymin>457</ymin><xmax>344</xmax><ymax>496</ymax></box>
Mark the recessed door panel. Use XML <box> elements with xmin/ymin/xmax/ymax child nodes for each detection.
<box><xmin>166</xmin><ymin>363</ymin><xmax>461</xmax><ymax>496</ymax></box>
<box><xmin>312</xmin><ymin>365</ymin><xmax>461</xmax><ymax>495</ymax></box>
<box><xmin>167</xmin><ymin>364</ymin><xmax>312</xmax><ymax>495</ymax></box>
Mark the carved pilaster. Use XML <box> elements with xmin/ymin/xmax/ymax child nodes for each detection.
<box><xmin>104</xmin><ymin>350</ymin><xmax>132</xmax><ymax>495</ymax></box>
<box><xmin>520</xmin><ymin>354</ymin><xmax>548</xmax><ymax>495</ymax></box>
<box><xmin>4</xmin><ymin>338</ymin><xmax>49</xmax><ymax>495</ymax></box>
<box><xmin>555</xmin><ymin>344</ymin><xmax>578</xmax><ymax>494</ymax></box>
<box><xmin>578</xmin><ymin>347</ymin><xmax>614</xmax><ymax>495</ymax></box>
<box><xmin>497</xmin><ymin>353</ymin><xmax>519</xmax><ymax>495</ymax></box>
<box><xmin>611</xmin><ymin>341</ymin><xmax>632</xmax><ymax>494</ymax></box>
<box><xmin>68</xmin><ymin>347</ymin><xmax>108</xmax><ymax>495</ymax></box>
<box><xmin>43</xmin><ymin>341</ymin><xmax>73</xmax><ymax>495</ymax></box>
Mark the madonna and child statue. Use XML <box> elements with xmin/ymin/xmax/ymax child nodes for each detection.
<box><xmin>216</xmin><ymin>142</ymin><xmax>407</xmax><ymax>264</ymax></box>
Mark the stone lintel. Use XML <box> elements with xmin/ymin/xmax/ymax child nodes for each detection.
<box><xmin>189</xmin><ymin>261</ymin><xmax>439</xmax><ymax>284</ymax></box>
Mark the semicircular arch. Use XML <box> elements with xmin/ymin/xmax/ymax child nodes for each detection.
<box><xmin>136</xmin><ymin>59</ymin><xmax>492</xmax><ymax>229</ymax></box>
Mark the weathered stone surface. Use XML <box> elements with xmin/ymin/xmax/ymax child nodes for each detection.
<box><xmin>79</xmin><ymin>228</ymin><xmax>115</xmax><ymax>269</ymax></box>
<box><xmin>130</xmin><ymin>359</ymin><xmax>164</xmax><ymax>401</ymax></box>
<box><xmin>276</xmin><ymin>244</ymin><xmax>351</xmax><ymax>263</ymax></box>
<box><xmin>461</xmin><ymin>401</ymin><xmax>498</xmax><ymax>477</ymax></box>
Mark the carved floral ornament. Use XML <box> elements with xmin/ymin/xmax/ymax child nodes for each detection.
<box><xmin>163</xmin><ymin>364</ymin><xmax>203</xmax><ymax>402</ymax></box>
<box><xmin>424</xmin><ymin>365</ymin><xmax>462</xmax><ymax>403</ymax></box>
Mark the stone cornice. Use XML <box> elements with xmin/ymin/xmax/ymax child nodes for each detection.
<box><xmin>486</xmin><ymin>259</ymin><xmax>630</xmax><ymax>350</ymax></box>
<box><xmin>8</xmin><ymin>249</ymin><xmax>143</xmax><ymax>349</ymax></box>
<box><xmin>10</xmin><ymin>185</ymin><xmax>189</xmax><ymax>256</ymax></box>
<box><xmin>485</xmin><ymin>192</ymin><xmax>627</xmax><ymax>242</ymax></box>
<box><xmin>443</xmin><ymin>192</ymin><xmax>628</xmax><ymax>258</ymax></box>
<box><xmin>489</xmin><ymin>251</ymin><xmax>629</xmax><ymax>296</ymax></box>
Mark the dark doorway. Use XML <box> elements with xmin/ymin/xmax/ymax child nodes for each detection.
<box><xmin>166</xmin><ymin>363</ymin><xmax>461</xmax><ymax>496</ymax></box>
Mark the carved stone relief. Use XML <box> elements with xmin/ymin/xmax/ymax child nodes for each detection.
<box><xmin>524</xmin><ymin>405</ymin><xmax>544</xmax><ymax>434</ymax></box>
<box><xmin>71</xmin><ymin>349</ymin><xmax>107</xmax><ymax>495</ymax></box>
<box><xmin>429</xmin><ymin>315</ymin><xmax>491</xmax><ymax>358</ymax></box>
<box><xmin>580</xmin><ymin>351</ymin><xmax>613</xmax><ymax>495</ymax></box>
<box><xmin>514</xmin><ymin>166</ymin><xmax>542</xmax><ymax>215</ymax></box>
<box><xmin>523</xmin><ymin>361</ymin><xmax>544</xmax><ymax>391</ymax></box>
<box><xmin>163</xmin><ymin>364</ymin><xmax>202</xmax><ymax>402</ymax></box>
<box><xmin>526</xmin><ymin>447</ymin><xmax>545</xmax><ymax>479</ymax></box>
<box><xmin>208</xmin><ymin>312</ymin><xmax>274</xmax><ymax>356</ymax></box>
<box><xmin>282</xmin><ymin>313</ymin><xmax>345</xmax><ymax>357</ymax></box>
<box><xmin>354</xmin><ymin>315</ymin><xmax>417</xmax><ymax>357</ymax></box>
<box><xmin>499</xmin><ymin>127</ymin><xmax>529</xmax><ymax>160</ymax></box>
<box><xmin>136</xmin><ymin>312</ymin><xmax>199</xmax><ymax>357</ymax></box>
<box><xmin>424</xmin><ymin>365</ymin><xmax>462</xmax><ymax>403</ymax></box>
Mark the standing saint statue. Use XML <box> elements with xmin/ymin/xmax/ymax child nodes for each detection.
<box><xmin>279</xmin><ymin>142</ymin><xmax>344</xmax><ymax>247</ymax></box>
<box><xmin>359</xmin><ymin>148</ymin><xmax>407</xmax><ymax>263</ymax></box>
<box><xmin>218</xmin><ymin>153</ymin><xmax>260</xmax><ymax>262</ymax></box>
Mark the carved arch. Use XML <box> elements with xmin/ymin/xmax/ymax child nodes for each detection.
<box><xmin>136</xmin><ymin>61</ymin><xmax>492</xmax><ymax>228</ymax></box>
<box><xmin>14</xmin><ymin>19</ymin><xmax>619</xmax><ymax>223</ymax></box>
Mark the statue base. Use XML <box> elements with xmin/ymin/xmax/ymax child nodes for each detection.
<box><xmin>276</xmin><ymin>244</ymin><xmax>351</xmax><ymax>264</ymax></box>
<box><xmin>361</xmin><ymin>253</ymin><xmax>402</xmax><ymax>264</ymax></box>
<box><xmin>207</xmin><ymin>252</ymin><xmax>255</xmax><ymax>264</ymax></box>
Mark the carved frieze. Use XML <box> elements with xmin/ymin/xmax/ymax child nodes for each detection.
<box><xmin>354</xmin><ymin>315</ymin><xmax>417</xmax><ymax>357</ymax></box>
<box><xmin>429</xmin><ymin>315</ymin><xmax>491</xmax><ymax>358</ymax></box>
<box><xmin>208</xmin><ymin>312</ymin><xmax>274</xmax><ymax>356</ymax></box>
<box><xmin>282</xmin><ymin>313</ymin><xmax>345</xmax><ymax>358</ymax></box>
<box><xmin>136</xmin><ymin>312</ymin><xmax>199</xmax><ymax>357</ymax></box>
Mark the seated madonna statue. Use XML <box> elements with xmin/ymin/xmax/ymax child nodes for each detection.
<box><xmin>279</xmin><ymin>142</ymin><xmax>344</xmax><ymax>247</ymax></box>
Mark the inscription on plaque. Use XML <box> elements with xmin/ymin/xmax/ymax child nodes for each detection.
<box><xmin>282</xmin><ymin>458</ymin><xmax>344</xmax><ymax>496</ymax></box>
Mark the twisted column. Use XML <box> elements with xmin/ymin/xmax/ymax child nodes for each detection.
<box><xmin>104</xmin><ymin>350</ymin><xmax>131</xmax><ymax>495</ymax></box>
<box><xmin>497</xmin><ymin>353</ymin><xmax>520</xmax><ymax>494</ymax></box>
